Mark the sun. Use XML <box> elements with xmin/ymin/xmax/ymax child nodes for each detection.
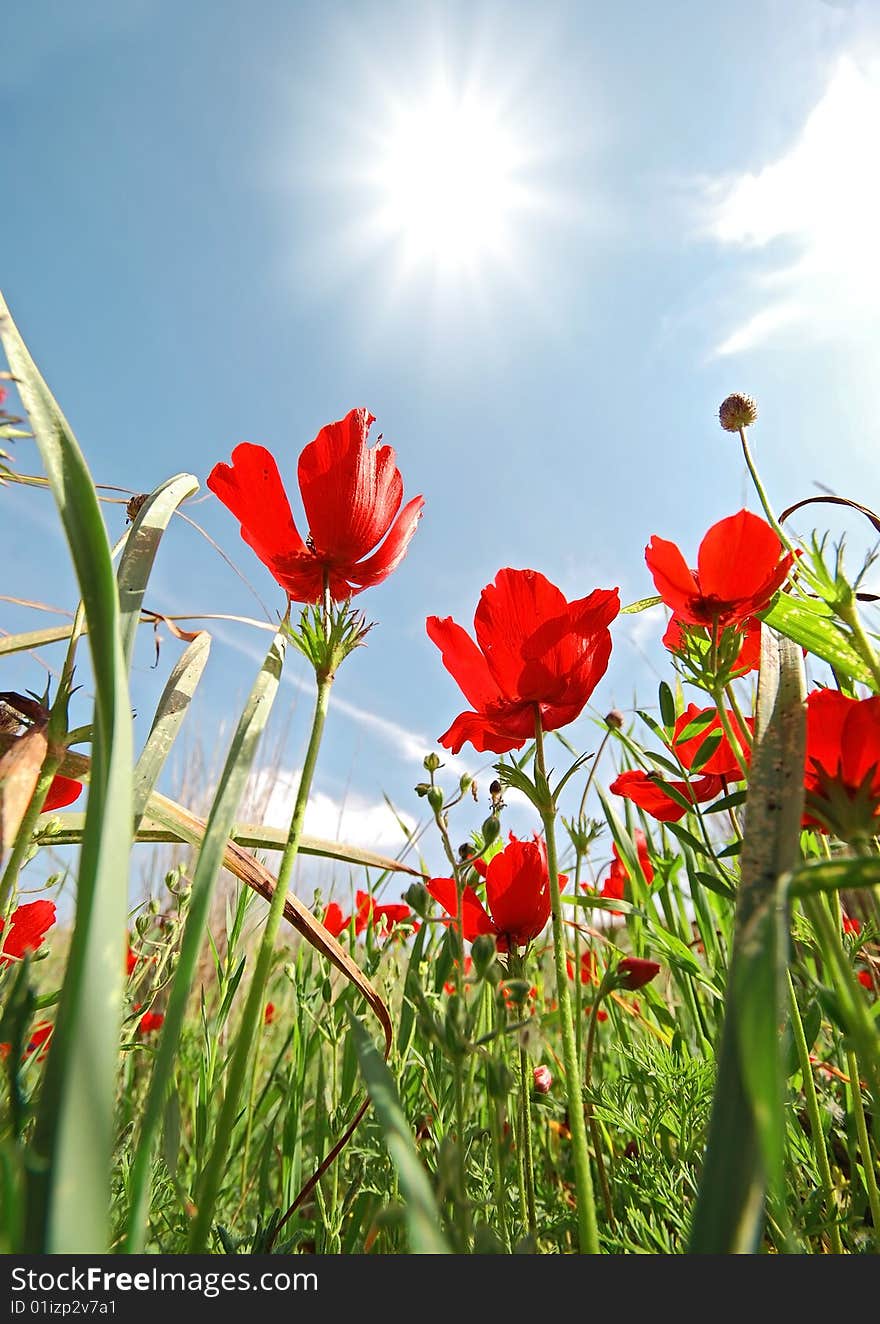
<box><xmin>367</xmin><ymin>85</ymin><xmax>529</xmax><ymax>271</ymax></box>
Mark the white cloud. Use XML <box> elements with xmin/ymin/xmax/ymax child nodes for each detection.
<box><xmin>246</xmin><ymin>767</ymin><xmax>417</xmax><ymax>854</ymax></box>
<box><xmin>705</xmin><ymin>55</ymin><xmax>880</xmax><ymax>355</ymax></box>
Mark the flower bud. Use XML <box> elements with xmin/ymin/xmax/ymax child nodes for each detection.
<box><xmin>605</xmin><ymin>709</ymin><xmax>624</xmax><ymax>730</ymax></box>
<box><xmin>423</xmin><ymin>752</ymin><xmax>442</xmax><ymax>773</ymax></box>
<box><xmin>471</xmin><ymin>933</ymin><xmax>497</xmax><ymax>976</ymax></box>
<box><xmin>616</xmin><ymin>956</ymin><xmax>660</xmax><ymax>990</ymax></box>
<box><xmin>427</xmin><ymin>786</ymin><xmax>445</xmax><ymax>813</ymax></box>
<box><xmin>718</xmin><ymin>392</ymin><xmax>758</xmax><ymax>432</ymax></box>
<box><xmin>404</xmin><ymin>881</ymin><xmax>430</xmax><ymax>918</ymax></box>
<box><xmin>321</xmin><ymin>976</ymin><xmax>333</xmax><ymax>1004</ymax></box>
<box><xmin>481</xmin><ymin>814</ymin><xmax>500</xmax><ymax>845</ymax></box>
<box><xmin>489</xmin><ymin>779</ymin><xmax>502</xmax><ymax>797</ymax></box>
<box><xmin>414</xmin><ymin>782</ymin><xmax>431</xmax><ymax>798</ymax></box>
<box><xmin>459</xmin><ymin>774</ymin><xmax>473</xmax><ymax>795</ymax></box>
<box><xmin>532</xmin><ymin>1065</ymin><xmax>553</xmax><ymax>1095</ymax></box>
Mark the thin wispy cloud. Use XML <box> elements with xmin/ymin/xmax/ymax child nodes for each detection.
<box><xmin>247</xmin><ymin>767</ymin><xmax>417</xmax><ymax>854</ymax></box>
<box><xmin>704</xmin><ymin>55</ymin><xmax>880</xmax><ymax>356</ymax></box>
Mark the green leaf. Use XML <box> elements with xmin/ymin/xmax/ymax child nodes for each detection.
<box><xmin>131</xmin><ymin>631</ymin><xmax>211</xmax><ymax>831</ymax></box>
<box><xmin>788</xmin><ymin>855</ymin><xmax>880</xmax><ymax>899</ymax></box>
<box><xmin>761</xmin><ymin>593</ymin><xmax>874</xmax><ymax>686</ymax></box>
<box><xmin>1</xmin><ymin>291</ymin><xmax>134</xmax><ymax>1253</ymax></box>
<box><xmin>348</xmin><ymin>1012</ymin><xmax>450</xmax><ymax>1254</ymax></box>
<box><xmin>117</xmin><ymin>473</ymin><xmax>199</xmax><ymax>671</ymax></box>
<box><xmin>621</xmin><ymin>595</ymin><xmax>663</xmax><ymax>614</ymax></box>
<box><xmin>658</xmin><ymin>681</ymin><xmax>676</xmax><ymax>730</ymax></box>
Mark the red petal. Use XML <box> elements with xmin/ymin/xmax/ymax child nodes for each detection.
<box><xmin>43</xmin><ymin>775</ymin><xmax>82</xmax><ymax>812</ymax></box>
<box><xmin>0</xmin><ymin>900</ymin><xmax>56</xmax><ymax>962</ymax></box>
<box><xmin>321</xmin><ymin>902</ymin><xmax>348</xmax><ymax>937</ymax></box>
<box><xmin>645</xmin><ymin>536</ymin><xmax>700</xmax><ymax>618</ymax></box>
<box><xmin>486</xmin><ymin>837</ymin><xmax>552</xmax><ymax>947</ymax></box>
<box><xmin>298</xmin><ymin>409</ymin><xmax>402</xmax><ymax>563</ymax></box>
<box><xmin>208</xmin><ymin>444</ymin><xmax>310</xmax><ymax>583</ymax></box>
<box><xmin>346</xmin><ymin>494</ymin><xmax>424</xmax><ymax>591</ymax></box>
<box><xmin>437</xmin><ymin>709</ymin><xmax>532</xmax><ymax>756</ymax></box>
<box><xmin>426</xmin><ymin>615</ymin><xmax>503</xmax><ymax>712</ymax></box>
<box><xmin>473</xmin><ymin>568</ymin><xmax>569</xmax><ymax>698</ymax></box>
<box><xmin>696</xmin><ymin>510</ymin><xmax>788</xmax><ymax>607</ymax></box>
<box><xmin>426</xmin><ymin>877</ymin><xmax>495</xmax><ymax>941</ymax></box>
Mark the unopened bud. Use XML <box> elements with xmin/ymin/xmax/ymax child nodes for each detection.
<box><xmin>405</xmin><ymin>881</ymin><xmax>430</xmax><ymax>918</ymax></box>
<box><xmin>458</xmin><ymin>842</ymin><xmax>473</xmax><ymax>861</ymax></box>
<box><xmin>489</xmin><ymin>780</ymin><xmax>502</xmax><ymax>797</ymax></box>
<box><xmin>532</xmin><ymin>1065</ymin><xmax>553</xmax><ymax>1095</ymax></box>
<box><xmin>616</xmin><ymin>956</ymin><xmax>660</xmax><ymax>990</ymax></box>
<box><xmin>414</xmin><ymin>782</ymin><xmax>431</xmax><ymax>798</ymax></box>
<box><xmin>459</xmin><ymin>774</ymin><xmax>473</xmax><ymax>795</ymax></box>
<box><xmin>605</xmin><ymin>709</ymin><xmax>624</xmax><ymax>730</ymax></box>
<box><xmin>423</xmin><ymin>752</ymin><xmax>442</xmax><ymax>773</ymax></box>
<box><xmin>471</xmin><ymin>933</ymin><xmax>496</xmax><ymax>976</ymax></box>
<box><xmin>481</xmin><ymin>814</ymin><xmax>500</xmax><ymax>845</ymax></box>
<box><xmin>427</xmin><ymin>786</ymin><xmax>444</xmax><ymax>814</ymax></box>
<box><xmin>718</xmin><ymin>392</ymin><xmax>758</xmax><ymax>432</ymax></box>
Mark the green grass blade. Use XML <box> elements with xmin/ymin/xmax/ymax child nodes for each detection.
<box><xmin>0</xmin><ymin>625</ymin><xmax>78</xmax><ymax>656</ymax></box>
<box><xmin>348</xmin><ymin>1011</ymin><xmax>450</xmax><ymax>1254</ymax></box>
<box><xmin>0</xmin><ymin>290</ymin><xmax>134</xmax><ymax>1252</ymax></box>
<box><xmin>761</xmin><ymin>592</ymin><xmax>874</xmax><ymax>686</ymax></box>
<box><xmin>688</xmin><ymin>629</ymin><xmax>805</xmax><ymax>1254</ymax></box>
<box><xmin>124</xmin><ymin>626</ymin><xmax>286</xmax><ymax>1252</ymax></box>
<box><xmin>132</xmin><ymin>631</ymin><xmax>211</xmax><ymax>829</ymax></box>
<box><xmin>117</xmin><ymin>473</ymin><xmax>199</xmax><ymax>671</ymax></box>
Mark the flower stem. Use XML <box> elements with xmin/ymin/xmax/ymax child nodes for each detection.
<box><xmin>846</xmin><ymin>1047</ymin><xmax>880</xmax><ymax>1244</ymax></box>
<box><xmin>837</xmin><ymin>599</ymin><xmax>880</xmax><ymax>694</ymax></box>
<box><xmin>787</xmin><ymin>972</ymin><xmax>842</xmax><ymax>1253</ymax></box>
<box><xmin>188</xmin><ymin>673</ymin><xmax>333</xmax><ymax>1251</ymax></box>
<box><xmin>534</xmin><ymin>711</ymin><xmax>600</xmax><ymax>1254</ymax></box>
<box><xmin>739</xmin><ymin>429</ymin><xmax>794</xmax><ymax>553</ymax></box>
<box><xmin>517</xmin><ymin>1043</ymin><xmax>537</xmax><ymax>1242</ymax></box>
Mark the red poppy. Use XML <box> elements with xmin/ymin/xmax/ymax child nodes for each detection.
<box><xmin>671</xmin><ymin>704</ymin><xmax>752</xmax><ymax>777</ymax></box>
<box><xmin>208</xmin><ymin>409</ymin><xmax>424</xmax><ymax>603</ymax></box>
<box><xmin>842</xmin><ymin>913</ymin><xmax>861</xmax><ymax>937</ymax></box>
<box><xmin>321</xmin><ymin>901</ymin><xmax>347</xmax><ymax>937</ymax></box>
<box><xmin>646</xmin><ymin>510</ymin><xmax>793</xmax><ymax>629</ymax></box>
<box><xmin>125</xmin><ymin>939</ymin><xmax>138</xmax><ymax>977</ymax></box>
<box><xmin>617</xmin><ymin>957</ymin><xmax>660</xmax><ymax>990</ymax></box>
<box><xmin>857</xmin><ymin>970</ymin><xmax>874</xmax><ymax>992</ymax></box>
<box><xmin>264</xmin><ymin>1002</ymin><xmax>276</xmax><ymax>1025</ymax></box>
<box><xmin>533</xmin><ymin>1065</ymin><xmax>553</xmax><ymax>1094</ymax></box>
<box><xmin>803</xmin><ymin>689</ymin><xmax>880</xmax><ymax>840</ymax></box>
<box><xmin>137</xmin><ymin>1011</ymin><xmax>164</xmax><ymax>1035</ymax></box>
<box><xmin>427</xmin><ymin>568</ymin><xmax>619</xmax><ymax>755</ymax></box>
<box><xmin>566</xmin><ymin>949</ymin><xmax>597</xmax><ymax>985</ymax></box>
<box><xmin>663</xmin><ymin>614</ymin><xmax>762</xmax><ymax>674</ymax></box>
<box><xmin>43</xmin><ymin>775</ymin><xmax>82</xmax><ymax>813</ymax></box>
<box><xmin>428</xmin><ymin>834</ymin><xmax>563</xmax><ymax>953</ymax></box>
<box><xmin>593</xmin><ymin>830</ymin><xmax>655</xmax><ymax>912</ymax></box>
<box><xmin>0</xmin><ymin>900</ymin><xmax>56</xmax><ymax>964</ymax></box>
<box><xmin>0</xmin><ymin>1020</ymin><xmax>54</xmax><ymax>1063</ymax></box>
<box><xmin>610</xmin><ymin>768</ymin><xmax>723</xmax><ymax>822</ymax></box>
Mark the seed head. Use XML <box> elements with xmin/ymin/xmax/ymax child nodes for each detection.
<box><xmin>719</xmin><ymin>393</ymin><xmax>758</xmax><ymax>433</ymax></box>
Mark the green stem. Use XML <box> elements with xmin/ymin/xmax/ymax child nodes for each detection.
<box><xmin>188</xmin><ymin>674</ymin><xmax>333</xmax><ymax>1251</ymax></box>
<box><xmin>738</xmin><ymin>429</ymin><xmax>794</xmax><ymax>553</ymax></box>
<box><xmin>846</xmin><ymin>1048</ymin><xmax>880</xmax><ymax>1246</ymax></box>
<box><xmin>517</xmin><ymin>1043</ymin><xmax>537</xmax><ymax>1242</ymax></box>
<box><xmin>837</xmin><ymin>599</ymin><xmax>880</xmax><ymax>694</ymax></box>
<box><xmin>787</xmin><ymin>973</ymin><xmax>842</xmax><ymax>1253</ymax></box>
<box><xmin>534</xmin><ymin>711</ymin><xmax>600</xmax><ymax>1254</ymax></box>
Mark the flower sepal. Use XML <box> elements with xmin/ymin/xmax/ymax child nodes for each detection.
<box><xmin>284</xmin><ymin>600</ymin><xmax>373</xmax><ymax>682</ymax></box>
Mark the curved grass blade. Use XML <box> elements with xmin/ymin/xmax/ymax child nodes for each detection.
<box><xmin>688</xmin><ymin>629</ymin><xmax>805</xmax><ymax>1254</ymax></box>
<box><xmin>0</xmin><ymin>625</ymin><xmax>79</xmax><ymax>656</ymax></box>
<box><xmin>132</xmin><ymin>631</ymin><xmax>211</xmax><ymax>830</ymax></box>
<box><xmin>348</xmin><ymin>1011</ymin><xmax>450</xmax><ymax>1254</ymax></box>
<box><xmin>124</xmin><ymin>626</ymin><xmax>286</xmax><ymax>1251</ymax></box>
<box><xmin>0</xmin><ymin>290</ymin><xmax>134</xmax><ymax>1252</ymax></box>
<box><xmin>117</xmin><ymin>473</ymin><xmax>199</xmax><ymax>671</ymax></box>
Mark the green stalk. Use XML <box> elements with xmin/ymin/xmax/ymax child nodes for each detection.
<box><xmin>846</xmin><ymin>1049</ymin><xmax>880</xmax><ymax>1244</ymax></box>
<box><xmin>188</xmin><ymin>673</ymin><xmax>333</xmax><ymax>1251</ymax></box>
<box><xmin>738</xmin><ymin>428</ymin><xmax>794</xmax><ymax>553</ymax></box>
<box><xmin>837</xmin><ymin>600</ymin><xmax>880</xmax><ymax>694</ymax></box>
<box><xmin>534</xmin><ymin>712</ymin><xmax>600</xmax><ymax>1254</ymax></box>
<box><xmin>787</xmin><ymin>973</ymin><xmax>842</xmax><ymax>1253</ymax></box>
<box><xmin>517</xmin><ymin>1043</ymin><xmax>537</xmax><ymax>1242</ymax></box>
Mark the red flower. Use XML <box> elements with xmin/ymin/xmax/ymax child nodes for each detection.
<box><xmin>671</xmin><ymin>704</ymin><xmax>751</xmax><ymax>778</ymax></box>
<box><xmin>208</xmin><ymin>409</ymin><xmax>424</xmax><ymax>603</ymax></box>
<box><xmin>533</xmin><ymin>1065</ymin><xmax>553</xmax><ymax>1094</ymax></box>
<box><xmin>567</xmin><ymin>949</ymin><xmax>597</xmax><ymax>984</ymax></box>
<box><xmin>0</xmin><ymin>385</ymin><xmax>7</xmax><ymax>406</ymax></box>
<box><xmin>427</xmin><ymin>568</ymin><xmax>619</xmax><ymax>754</ymax></box>
<box><xmin>0</xmin><ymin>1020</ymin><xmax>54</xmax><ymax>1063</ymax></box>
<box><xmin>321</xmin><ymin>902</ymin><xmax>347</xmax><ymax>937</ymax></box>
<box><xmin>646</xmin><ymin>510</ymin><xmax>793</xmax><ymax>629</ymax></box>
<box><xmin>610</xmin><ymin>768</ymin><xmax>723</xmax><ymax>822</ymax></box>
<box><xmin>428</xmin><ymin>834</ymin><xmax>563</xmax><ymax>952</ymax></box>
<box><xmin>264</xmin><ymin>1002</ymin><xmax>276</xmax><ymax>1025</ymax></box>
<box><xmin>842</xmin><ymin>913</ymin><xmax>861</xmax><ymax>937</ymax></box>
<box><xmin>0</xmin><ymin>900</ymin><xmax>56</xmax><ymax>964</ymax></box>
<box><xmin>803</xmin><ymin>689</ymin><xmax>880</xmax><ymax>840</ymax></box>
<box><xmin>43</xmin><ymin>775</ymin><xmax>83</xmax><ymax>813</ymax></box>
<box><xmin>125</xmin><ymin>940</ymin><xmax>138</xmax><ymax>977</ymax></box>
<box><xmin>617</xmin><ymin>957</ymin><xmax>660</xmax><ymax>990</ymax></box>
<box><xmin>137</xmin><ymin>1011</ymin><xmax>164</xmax><ymax>1035</ymax></box>
<box><xmin>857</xmin><ymin>970</ymin><xmax>874</xmax><ymax>992</ymax></box>
<box><xmin>594</xmin><ymin>830</ymin><xmax>655</xmax><ymax>912</ymax></box>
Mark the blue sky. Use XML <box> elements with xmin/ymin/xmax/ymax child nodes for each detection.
<box><xmin>3</xmin><ymin>0</ymin><xmax>880</xmax><ymax>900</ymax></box>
